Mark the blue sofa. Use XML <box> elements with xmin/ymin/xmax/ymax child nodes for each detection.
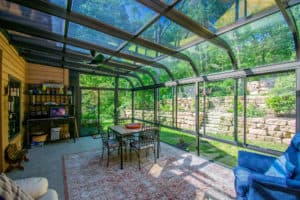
<box><xmin>234</xmin><ymin>134</ymin><xmax>300</xmax><ymax>200</ymax></box>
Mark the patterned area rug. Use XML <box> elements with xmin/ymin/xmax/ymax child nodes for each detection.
<box><xmin>63</xmin><ymin>143</ymin><xmax>236</xmax><ymax>200</ymax></box>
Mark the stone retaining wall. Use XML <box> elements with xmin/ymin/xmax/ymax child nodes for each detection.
<box><xmin>121</xmin><ymin>99</ymin><xmax>295</xmax><ymax>145</ymax></box>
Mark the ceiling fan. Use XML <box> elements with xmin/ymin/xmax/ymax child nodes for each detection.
<box><xmin>87</xmin><ymin>49</ymin><xmax>104</xmax><ymax>65</ymax></box>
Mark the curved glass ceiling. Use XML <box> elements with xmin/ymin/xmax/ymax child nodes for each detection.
<box><xmin>122</xmin><ymin>43</ymin><xmax>162</xmax><ymax>59</ymax></box>
<box><xmin>68</xmin><ymin>22</ymin><xmax>124</xmax><ymax>50</ymax></box>
<box><xmin>182</xmin><ymin>42</ymin><xmax>232</xmax><ymax>75</ymax></box>
<box><xmin>71</xmin><ymin>0</ymin><xmax>157</xmax><ymax>34</ymax></box>
<box><xmin>1</xmin><ymin>0</ymin><xmax>299</xmax><ymax>87</ymax></box>
<box><xmin>141</xmin><ymin>16</ymin><xmax>200</xmax><ymax>49</ymax></box>
<box><xmin>221</xmin><ymin>12</ymin><xmax>295</xmax><ymax>69</ymax></box>
<box><xmin>176</xmin><ymin>0</ymin><xmax>235</xmax><ymax>32</ymax></box>
<box><xmin>159</xmin><ymin>56</ymin><xmax>195</xmax><ymax>80</ymax></box>
<box><xmin>0</xmin><ymin>1</ymin><xmax>65</xmax><ymax>35</ymax></box>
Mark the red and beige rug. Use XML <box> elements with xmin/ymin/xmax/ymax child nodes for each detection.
<box><xmin>63</xmin><ymin>143</ymin><xmax>236</xmax><ymax>200</ymax></box>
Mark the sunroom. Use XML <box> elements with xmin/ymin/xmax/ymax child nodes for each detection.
<box><xmin>0</xmin><ymin>0</ymin><xmax>300</xmax><ymax>199</ymax></box>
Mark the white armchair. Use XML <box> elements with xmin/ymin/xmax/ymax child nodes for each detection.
<box><xmin>0</xmin><ymin>174</ymin><xmax>58</xmax><ymax>200</ymax></box>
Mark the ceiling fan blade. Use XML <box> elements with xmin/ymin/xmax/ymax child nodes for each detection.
<box><xmin>90</xmin><ymin>49</ymin><xmax>96</xmax><ymax>57</ymax></box>
<box><xmin>90</xmin><ymin>53</ymin><xmax>104</xmax><ymax>64</ymax></box>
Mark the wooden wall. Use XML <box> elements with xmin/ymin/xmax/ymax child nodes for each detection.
<box><xmin>26</xmin><ymin>63</ymin><xmax>69</xmax><ymax>85</ymax></box>
<box><xmin>0</xmin><ymin>32</ymin><xmax>69</xmax><ymax>172</ymax></box>
<box><xmin>0</xmin><ymin>32</ymin><xmax>26</xmax><ymax>172</ymax></box>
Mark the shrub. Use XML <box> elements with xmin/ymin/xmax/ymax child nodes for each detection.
<box><xmin>266</xmin><ymin>95</ymin><xmax>295</xmax><ymax>115</ymax></box>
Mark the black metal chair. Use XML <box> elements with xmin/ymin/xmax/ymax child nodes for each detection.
<box><xmin>99</xmin><ymin>127</ymin><xmax>120</xmax><ymax>167</ymax></box>
<box><xmin>129</xmin><ymin>126</ymin><xmax>157</xmax><ymax>169</ymax></box>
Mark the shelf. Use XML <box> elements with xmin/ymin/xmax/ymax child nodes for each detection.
<box><xmin>29</xmin><ymin>104</ymin><xmax>74</xmax><ymax>106</ymax></box>
<box><xmin>27</xmin><ymin>93</ymin><xmax>72</xmax><ymax>96</ymax></box>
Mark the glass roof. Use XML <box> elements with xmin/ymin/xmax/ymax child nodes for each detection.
<box><xmin>122</xmin><ymin>43</ymin><xmax>162</xmax><ymax>59</ymax></box>
<box><xmin>221</xmin><ymin>12</ymin><xmax>295</xmax><ymax>69</ymax></box>
<box><xmin>175</xmin><ymin>0</ymin><xmax>236</xmax><ymax>32</ymax></box>
<box><xmin>68</xmin><ymin>22</ymin><xmax>124</xmax><ymax>50</ymax></box>
<box><xmin>246</xmin><ymin>0</ymin><xmax>276</xmax><ymax>16</ymax></box>
<box><xmin>66</xmin><ymin>45</ymin><xmax>90</xmax><ymax>55</ymax></box>
<box><xmin>71</xmin><ymin>0</ymin><xmax>157</xmax><ymax>34</ymax></box>
<box><xmin>49</xmin><ymin>0</ymin><xmax>67</xmax><ymax>8</ymax></box>
<box><xmin>0</xmin><ymin>0</ymin><xmax>65</xmax><ymax>35</ymax></box>
<box><xmin>159</xmin><ymin>56</ymin><xmax>195</xmax><ymax>80</ymax></box>
<box><xmin>0</xmin><ymin>0</ymin><xmax>299</xmax><ymax>88</ymax></box>
<box><xmin>8</xmin><ymin>31</ymin><xmax>64</xmax><ymax>49</ymax></box>
<box><xmin>141</xmin><ymin>16</ymin><xmax>200</xmax><ymax>49</ymax></box>
<box><xmin>182</xmin><ymin>42</ymin><xmax>232</xmax><ymax>75</ymax></box>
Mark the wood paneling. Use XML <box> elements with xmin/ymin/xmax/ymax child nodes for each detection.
<box><xmin>0</xmin><ymin>32</ymin><xmax>69</xmax><ymax>172</ymax></box>
<box><xmin>0</xmin><ymin>32</ymin><xmax>26</xmax><ymax>172</ymax></box>
<box><xmin>26</xmin><ymin>63</ymin><xmax>69</xmax><ymax>86</ymax></box>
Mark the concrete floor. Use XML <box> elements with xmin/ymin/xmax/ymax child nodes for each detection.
<box><xmin>7</xmin><ymin>137</ymin><xmax>101</xmax><ymax>200</ymax></box>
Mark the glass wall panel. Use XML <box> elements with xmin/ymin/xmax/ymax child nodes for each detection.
<box><xmin>122</xmin><ymin>43</ymin><xmax>162</xmax><ymax>59</ymax></box>
<box><xmin>237</xmin><ymin>78</ymin><xmax>246</xmax><ymax>144</ymax></box>
<box><xmin>0</xmin><ymin>1</ymin><xmax>65</xmax><ymax>34</ymax></box>
<box><xmin>204</xmin><ymin>79</ymin><xmax>235</xmax><ymax>141</ymax></box>
<box><xmin>246</xmin><ymin>72</ymin><xmax>295</xmax><ymax>152</ymax></box>
<box><xmin>182</xmin><ymin>42</ymin><xmax>232</xmax><ymax>75</ymax></box>
<box><xmin>141</xmin><ymin>16</ymin><xmax>200</xmax><ymax>49</ymax></box>
<box><xmin>221</xmin><ymin>12</ymin><xmax>295</xmax><ymax>69</ymax></box>
<box><xmin>71</xmin><ymin>0</ymin><xmax>156</xmax><ymax>34</ymax></box>
<box><xmin>80</xmin><ymin>74</ymin><xmax>115</xmax><ymax>88</ymax></box>
<box><xmin>199</xmin><ymin>82</ymin><xmax>204</xmax><ymax>135</ymax></box>
<box><xmin>134</xmin><ymin>90</ymin><xmax>154</xmax><ymax>122</ymax></box>
<box><xmin>100</xmin><ymin>90</ymin><xmax>114</xmax><ymax>128</ymax></box>
<box><xmin>176</xmin><ymin>0</ymin><xmax>235</xmax><ymax>31</ymax></box>
<box><xmin>80</xmin><ymin>89</ymin><xmax>99</xmax><ymax>136</ymax></box>
<box><xmin>142</xmin><ymin>66</ymin><xmax>170</xmax><ymax>83</ymax></box>
<box><xmin>159</xmin><ymin>87</ymin><xmax>173</xmax><ymax>126</ymax></box>
<box><xmin>177</xmin><ymin>84</ymin><xmax>195</xmax><ymax>131</ymax></box>
<box><xmin>159</xmin><ymin>56</ymin><xmax>195</xmax><ymax>80</ymax></box>
<box><xmin>246</xmin><ymin>0</ymin><xmax>276</xmax><ymax>16</ymax></box>
<box><xmin>118</xmin><ymin>90</ymin><xmax>132</xmax><ymax>120</ymax></box>
<box><xmin>68</xmin><ymin>22</ymin><xmax>124</xmax><ymax>50</ymax></box>
<box><xmin>291</xmin><ymin>4</ymin><xmax>300</xmax><ymax>35</ymax></box>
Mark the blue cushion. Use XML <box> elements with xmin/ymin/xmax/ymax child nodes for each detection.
<box><xmin>293</xmin><ymin>152</ymin><xmax>300</xmax><ymax>180</ymax></box>
<box><xmin>234</xmin><ymin>166</ymin><xmax>252</xmax><ymax>197</ymax></box>
<box><xmin>291</xmin><ymin>133</ymin><xmax>300</xmax><ymax>150</ymax></box>
<box><xmin>265</xmin><ymin>154</ymin><xmax>295</xmax><ymax>178</ymax></box>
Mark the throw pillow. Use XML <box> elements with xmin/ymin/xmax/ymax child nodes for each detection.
<box><xmin>0</xmin><ymin>173</ymin><xmax>33</xmax><ymax>200</ymax></box>
<box><xmin>265</xmin><ymin>154</ymin><xmax>295</xmax><ymax>178</ymax></box>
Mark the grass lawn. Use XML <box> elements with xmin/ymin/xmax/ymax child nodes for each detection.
<box><xmin>160</xmin><ymin>127</ymin><xmax>284</xmax><ymax>167</ymax></box>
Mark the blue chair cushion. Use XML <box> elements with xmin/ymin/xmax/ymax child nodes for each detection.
<box><xmin>293</xmin><ymin>152</ymin><xmax>300</xmax><ymax>180</ymax></box>
<box><xmin>234</xmin><ymin>166</ymin><xmax>252</xmax><ymax>197</ymax></box>
<box><xmin>265</xmin><ymin>154</ymin><xmax>295</xmax><ymax>178</ymax></box>
<box><xmin>291</xmin><ymin>133</ymin><xmax>300</xmax><ymax>150</ymax></box>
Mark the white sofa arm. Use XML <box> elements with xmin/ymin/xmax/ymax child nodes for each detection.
<box><xmin>37</xmin><ymin>189</ymin><xmax>58</xmax><ymax>200</ymax></box>
<box><xmin>15</xmin><ymin>177</ymin><xmax>48</xmax><ymax>199</ymax></box>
